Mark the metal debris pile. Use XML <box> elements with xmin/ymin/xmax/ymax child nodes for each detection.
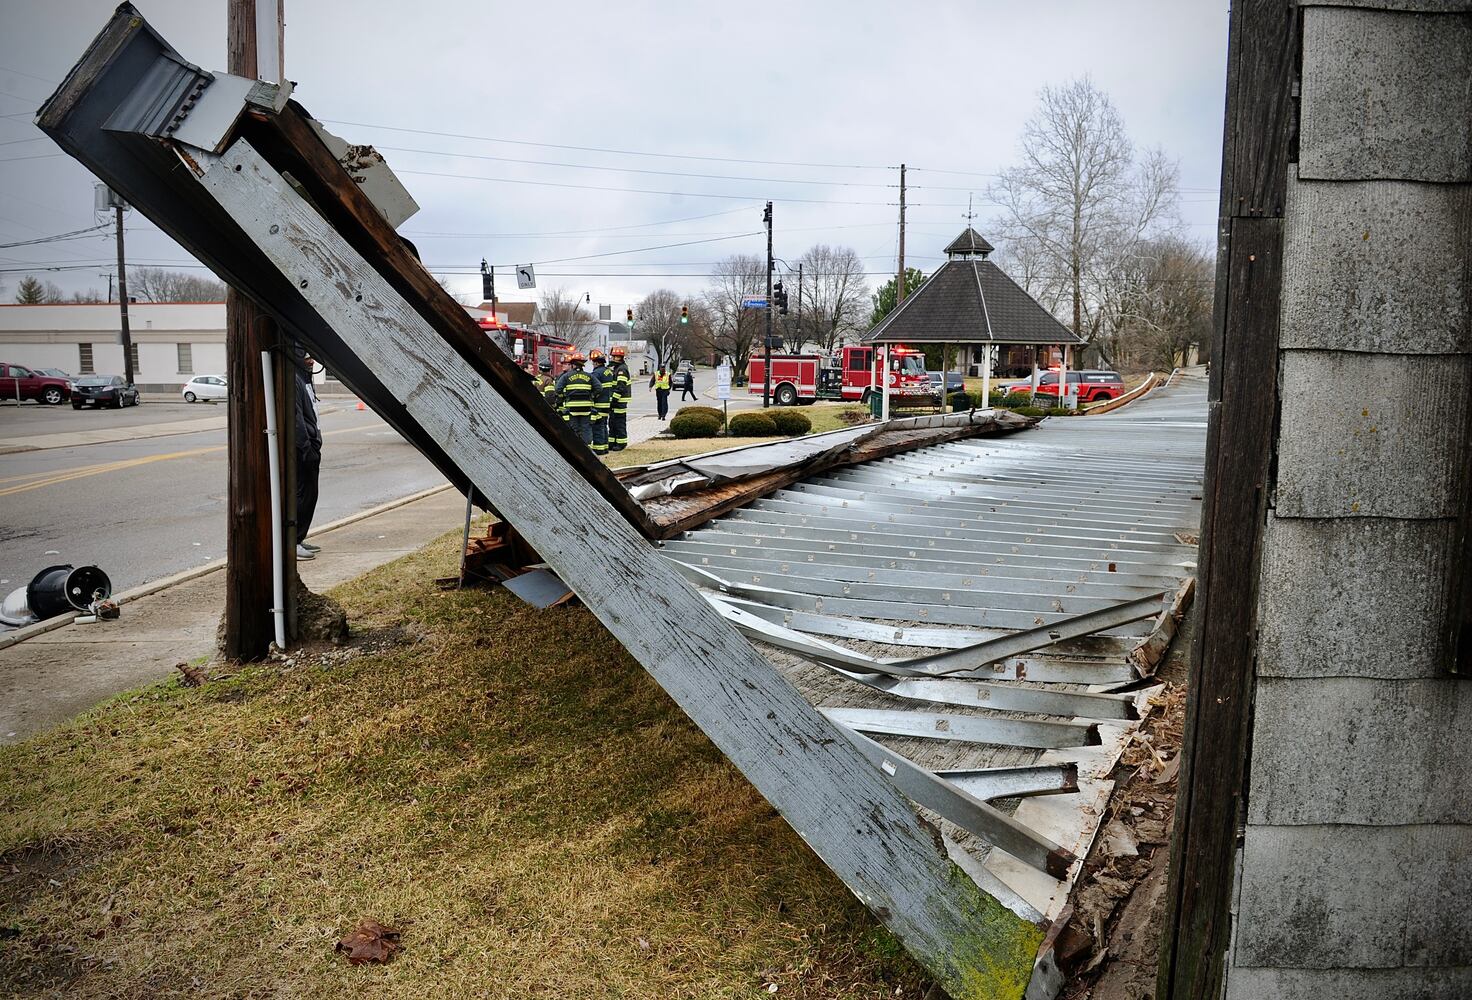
<box><xmin>662</xmin><ymin>399</ymin><xmax>1203</xmax><ymax>981</ymax></box>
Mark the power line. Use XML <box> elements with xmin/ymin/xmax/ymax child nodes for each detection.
<box><xmin>0</xmin><ymin>223</ymin><xmax>110</xmax><ymax>249</ymax></box>
<box><xmin>377</xmin><ymin>144</ymin><xmax>898</xmax><ymax>189</ymax></box>
<box><xmin>403</xmin><ymin>205</ymin><xmax>756</xmax><ymax>240</ymax></box>
<box><xmin>394</xmin><ymin>167</ymin><xmax>910</xmax><ymax>206</ymax></box>
<box><xmin>322</xmin><ymin>118</ymin><xmax>891</xmax><ymax>171</ymax></box>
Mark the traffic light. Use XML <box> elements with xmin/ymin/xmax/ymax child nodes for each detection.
<box><xmin>680</xmin><ymin>305</ymin><xmax>689</xmax><ymax>324</ymax></box>
<box><xmin>774</xmin><ymin>281</ymin><xmax>790</xmax><ymax>316</ymax></box>
<box><xmin>626</xmin><ymin>307</ymin><xmax>634</xmax><ymax>327</ymax></box>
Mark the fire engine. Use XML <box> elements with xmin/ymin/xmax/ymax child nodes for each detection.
<box><xmin>473</xmin><ymin>313</ymin><xmax>575</xmax><ymax>377</ymax></box>
<box><xmin>747</xmin><ymin>344</ymin><xmax>938</xmax><ymax>407</ymax></box>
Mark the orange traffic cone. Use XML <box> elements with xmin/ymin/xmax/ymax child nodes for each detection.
<box><xmin>355</xmin><ymin>400</ymin><xmax>366</xmax><ymax>411</ymax></box>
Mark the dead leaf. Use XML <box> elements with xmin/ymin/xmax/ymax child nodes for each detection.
<box><xmin>336</xmin><ymin>919</ymin><xmax>401</xmax><ymax>965</ymax></box>
<box><xmin>175</xmin><ymin>662</ymin><xmax>207</xmax><ymax>687</ymax></box>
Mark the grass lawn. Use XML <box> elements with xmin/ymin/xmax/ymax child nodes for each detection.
<box><xmin>607</xmin><ymin>403</ymin><xmax>871</xmax><ymax>470</ymax></box>
<box><xmin>0</xmin><ymin>528</ymin><xmax>928</xmax><ymax>999</ymax></box>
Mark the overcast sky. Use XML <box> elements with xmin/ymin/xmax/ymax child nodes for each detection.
<box><xmin>0</xmin><ymin>0</ymin><xmax>1228</xmax><ymax>313</ymax></box>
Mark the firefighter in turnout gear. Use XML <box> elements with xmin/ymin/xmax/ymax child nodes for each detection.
<box><xmin>605</xmin><ymin>346</ymin><xmax>632</xmax><ymax>450</ymax></box>
<box><xmin>555</xmin><ymin>351</ymin><xmax>594</xmax><ymax>444</ymax></box>
<box><xmin>533</xmin><ymin>362</ymin><xmax>557</xmax><ymax>410</ymax></box>
<box><xmin>588</xmin><ymin>349</ymin><xmax>612</xmax><ymax>455</ymax></box>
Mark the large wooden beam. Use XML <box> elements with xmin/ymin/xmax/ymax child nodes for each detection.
<box><xmin>1157</xmin><ymin>2</ymin><xmax>1297</xmax><ymax>997</ymax></box>
<box><xmin>195</xmin><ymin>138</ymin><xmax>1045</xmax><ymax>999</ymax></box>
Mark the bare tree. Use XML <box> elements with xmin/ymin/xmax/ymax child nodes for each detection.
<box><xmin>700</xmin><ymin>253</ymin><xmax>766</xmax><ymax>370</ymax></box>
<box><xmin>989</xmin><ymin>77</ymin><xmax>1179</xmax><ymax>340</ymax></box>
<box><xmin>1106</xmin><ymin>236</ymin><xmax>1213</xmax><ymax>370</ymax></box>
<box><xmin>637</xmin><ymin>288</ymin><xmax>692</xmax><ymax>369</ymax></box>
<box><xmin>130</xmin><ymin>267</ymin><xmax>226</xmax><ymax>302</ymax></box>
<box><xmin>796</xmin><ymin>244</ymin><xmax>869</xmax><ymax>355</ymax></box>
<box><xmin>538</xmin><ymin>287</ymin><xmax>598</xmax><ymax>349</ymax></box>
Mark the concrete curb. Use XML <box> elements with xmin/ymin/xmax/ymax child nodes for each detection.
<box><xmin>0</xmin><ymin>481</ymin><xmax>452</xmax><ymax>651</ymax></box>
<box><xmin>0</xmin><ymin>404</ymin><xmax>343</xmax><ymax>455</ymax></box>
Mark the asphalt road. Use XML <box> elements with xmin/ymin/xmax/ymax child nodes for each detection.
<box><xmin>0</xmin><ymin>370</ymin><xmax>761</xmax><ymax>602</ymax></box>
<box><xmin>0</xmin><ymin>398</ymin><xmax>219</xmax><ymax>435</ymax></box>
<box><xmin>0</xmin><ymin>404</ymin><xmax>446</xmax><ymax>596</ymax></box>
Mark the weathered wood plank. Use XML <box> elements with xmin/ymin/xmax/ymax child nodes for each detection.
<box><xmin>1258</xmin><ymin>515</ymin><xmax>1455</xmax><ymax>679</ymax></box>
<box><xmin>239</xmin><ymin>106</ymin><xmax>656</xmax><ymax>539</ymax></box>
<box><xmin>1247</xmin><ymin>677</ymin><xmax>1472</xmax><ymax>825</ymax></box>
<box><xmin>1299</xmin><ymin>8</ymin><xmax>1472</xmax><ymax>182</ymax></box>
<box><xmin>1160</xmin><ymin>216</ymin><xmax>1284</xmax><ymax>1000</ymax></box>
<box><xmin>197</xmin><ymin>139</ymin><xmax>1045</xmax><ymax>999</ymax></box>
<box><xmin>1222</xmin><ymin>0</ymin><xmax>1300</xmax><ymax>218</ymax></box>
<box><xmin>1282</xmin><ymin>175</ymin><xmax>1472</xmax><ymax>353</ymax></box>
<box><xmin>1234</xmin><ymin>823</ymin><xmax>1472</xmax><ymax>969</ymax></box>
<box><xmin>1274</xmin><ymin>350</ymin><xmax>1470</xmax><ymax>519</ymax></box>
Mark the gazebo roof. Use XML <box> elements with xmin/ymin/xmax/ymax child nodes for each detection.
<box><xmin>943</xmin><ymin>227</ymin><xmax>995</xmax><ymax>257</ymax></box>
<box><xmin>866</xmin><ymin>230</ymin><xmax>1084</xmax><ymax>346</ymax></box>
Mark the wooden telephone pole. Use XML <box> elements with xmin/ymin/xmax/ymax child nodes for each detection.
<box><xmin>223</xmin><ymin>0</ymin><xmax>290</xmax><ymax>660</ymax></box>
<box><xmin>896</xmin><ymin>163</ymin><xmax>907</xmax><ymax>306</ymax></box>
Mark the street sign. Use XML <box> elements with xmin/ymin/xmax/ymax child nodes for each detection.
<box><xmin>741</xmin><ymin>296</ymin><xmax>767</xmax><ymax>309</ymax></box>
<box><xmin>715</xmin><ymin>363</ymin><xmax>732</xmax><ymax>401</ymax></box>
<box><xmin>516</xmin><ymin>264</ymin><xmax>536</xmax><ymax>289</ymax></box>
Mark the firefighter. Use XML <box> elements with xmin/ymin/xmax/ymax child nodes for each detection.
<box><xmin>588</xmin><ymin>349</ymin><xmax>612</xmax><ymax>455</ymax></box>
<box><xmin>607</xmin><ymin>346</ymin><xmax>632</xmax><ymax>451</ymax></box>
<box><xmin>532</xmin><ymin>362</ymin><xmax>557</xmax><ymax>408</ymax></box>
<box><xmin>555</xmin><ymin>350</ymin><xmax>594</xmax><ymax>443</ymax></box>
<box><xmin>650</xmin><ymin>366</ymin><xmax>671</xmax><ymax>420</ymax></box>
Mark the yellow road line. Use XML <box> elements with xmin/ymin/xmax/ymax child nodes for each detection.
<box><xmin>0</xmin><ymin>422</ymin><xmax>388</xmax><ymax>498</ymax></box>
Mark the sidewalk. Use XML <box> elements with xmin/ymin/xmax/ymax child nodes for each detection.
<box><xmin>0</xmin><ymin>485</ymin><xmax>465</xmax><ymax>743</ymax></box>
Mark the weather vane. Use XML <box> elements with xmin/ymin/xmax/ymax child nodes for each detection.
<box><xmin>963</xmin><ymin>193</ymin><xmax>977</xmax><ymax>225</ymax></box>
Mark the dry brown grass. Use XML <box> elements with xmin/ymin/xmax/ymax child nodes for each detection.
<box><xmin>0</xmin><ymin>527</ymin><xmax>927</xmax><ymax>999</ymax></box>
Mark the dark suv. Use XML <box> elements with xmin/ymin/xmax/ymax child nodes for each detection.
<box><xmin>0</xmin><ymin>362</ymin><xmax>72</xmax><ymax>405</ymax></box>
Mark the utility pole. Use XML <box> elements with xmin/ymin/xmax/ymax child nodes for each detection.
<box><xmin>480</xmin><ymin>258</ymin><xmax>496</xmax><ymax>317</ymax></box>
<box><xmin>114</xmin><ymin>204</ymin><xmax>133</xmax><ymax>385</ymax></box>
<box><xmin>763</xmin><ymin>200</ymin><xmax>773</xmax><ymax>408</ymax></box>
<box><xmin>223</xmin><ymin>0</ymin><xmax>288</xmax><ymax>661</ymax></box>
<box><xmin>896</xmin><ymin>163</ymin><xmax>907</xmax><ymax>306</ymax></box>
<box><xmin>796</xmin><ymin>261</ymin><xmax>803</xmax><ymax>352</ymax></box>
<box><xmin>98</xmin><ymin>271</ymin><xmax>114</xmax><ymax>303</ymax></box>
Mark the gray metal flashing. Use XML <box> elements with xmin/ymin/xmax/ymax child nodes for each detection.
<box><xmin>663</xmin><ymin>537</ymin><xmax>1187</xmax><ymax>590</ymax></box>
<box><xmin>671</xmin><ymin>551</ymin><xmax>1166</xmax><ymax>602</ymax></box>
<box><xmin>689</xmin><ymin>521</ymin><xmax>1194</xmax><ymax>575</ymax></box>
<box><xmin>838</xmin><ymin>727</ymin><xmax>1076</xmax><ymax>879</ymax></box>
<box><xmin>822</xmin><ymin>707</ymin><xmax>1100</xmax><ymax>750</ymax></box>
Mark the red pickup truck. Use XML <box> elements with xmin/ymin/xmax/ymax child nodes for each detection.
<box><xmin>1031</xmin><ymin>369</ymin><xmax>1124</xmax><ymax>404</ymax></box>
<box><xmin>0</xmin><ymin>362</ymin><xmax>72</xmax><ymax>405</ymax></box>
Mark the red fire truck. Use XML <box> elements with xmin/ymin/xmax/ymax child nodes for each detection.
<box><xmin>748</xmin><ymin>345</ymin><xmax>938</xmax><ymax>407</ymax></box>
<box><xmin>474</xmin><ymin>314</ymin><xmax>574</xmax><ymax>377</ymax></box>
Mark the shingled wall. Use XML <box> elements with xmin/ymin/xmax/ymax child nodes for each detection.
<box><xmin>1224</xmin><ymin>4</ymin><xmax>1472</xmax><ymax>998</ymax></box>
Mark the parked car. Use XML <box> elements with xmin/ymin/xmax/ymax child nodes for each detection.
<box><xmin>1031</xmin><ymin>369</ymin><xmax>1125</xmax><ymax>404</ymax></box>
<box><xmin>39</xmin><ymin>367</ymin><xmax>74</xmax><ymax>381</ymax></box>
<box><xmin>927</xmin><ymin>370</ymin><xmax>966</xmax><ymax>394</ymax></box>
<box><xmin>71</xmin><ymin>374</ymin><xmax>140</xmax><ymax>409</ymax></box>
<box><xmin>0</xmin><ymin>362</ymin><xmax>71</xmax><ymax>405</ymax></box>
<box><xmin>182</xmin><ymin>375</ymin><xmax>228</xmax><ymax>403</ymax></box>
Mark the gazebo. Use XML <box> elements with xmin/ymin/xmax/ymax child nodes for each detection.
<box><xmin>865</xmin><ymin>228</ymin><xmax>1085</xmax><ymax>411</ymax></box>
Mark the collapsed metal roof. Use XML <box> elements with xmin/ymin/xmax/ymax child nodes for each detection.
<box><xmin>36</xmin><ymin>9</ymin><xmax>1208</xmax><ymax>996</ymax></box>
<box><xmin>667</xmin><ymin>374</ymin><xmax>1206</xmax><ymax>952</ymax></box>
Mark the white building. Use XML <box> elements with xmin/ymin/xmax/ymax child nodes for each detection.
<box><xmin>0</xmin><ymin>301</ymin><xmax>226</xmax><ymax>392</ymax></box>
